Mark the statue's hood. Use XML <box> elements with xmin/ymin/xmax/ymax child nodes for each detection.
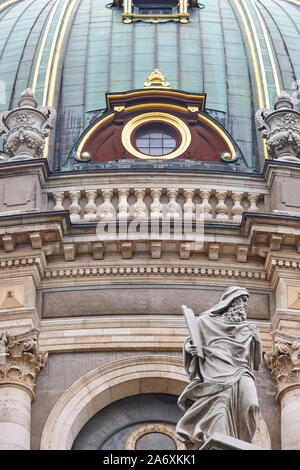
<box><xmin>201</xmin><ymin>286</ymin><xmax>249</xmax><ymax>316</ymax></box>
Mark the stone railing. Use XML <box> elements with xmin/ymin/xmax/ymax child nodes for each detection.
<box><xmin>48</xmin><ymin>187</ymin><xmax>264</xmax><ymax>224</ymax></box>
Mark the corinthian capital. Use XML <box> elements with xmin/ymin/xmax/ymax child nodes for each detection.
<box><xmin>265</xmin><ymin>330</ymin><xmax>300</xmax><ymax>397</ymax></box>
<box><xmin>0</xmin><ymin>328</ymin><xmax>47</xmax><ymax>398</ymax></box>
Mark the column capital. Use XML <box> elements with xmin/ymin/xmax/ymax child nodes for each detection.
<box><xmin>0</xmin><ymin>328</ymin><xmax>47</xmax><ymax>400</ymax></box>
<box><xmin>265</xmin><ymin>330</ymin><xmax>300</xmax><ymax>401</ymax></box>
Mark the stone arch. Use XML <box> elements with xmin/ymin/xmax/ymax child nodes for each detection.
<box><xmin>40</xmin><ymin>355</ymin><xmax>187</xmax><ymax>450</ymax></box>
<box><xmin>40</xmin><ymin>355</ymin><xmax>271</xmax><ymax>450</ymax></box>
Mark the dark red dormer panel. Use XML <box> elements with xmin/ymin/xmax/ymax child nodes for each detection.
<box><xmin>74</xmin><ymin>82</ymin><xmax>238</xmax><ymax>164</ymax></box>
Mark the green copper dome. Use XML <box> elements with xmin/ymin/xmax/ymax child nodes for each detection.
<box><xmin>0</xmin><ymin>0</ymin><xmax>299</xmax><ymax>171</ymax></box>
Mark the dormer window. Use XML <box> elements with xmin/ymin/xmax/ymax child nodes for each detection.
<box><xmin>112</xmin><ymin>1</ymin><xmax>200</xmax><ymax>24</ymax></box>
<box><xmin>137</xmin><ymin>6</ymin><xmax>174</xmax><ymax>16</ymax></box>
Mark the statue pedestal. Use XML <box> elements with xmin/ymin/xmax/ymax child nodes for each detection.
<box><xmin>200</xmin><ymin>433</ymin><xmax>264</xmax><ymax>450</ymax></box>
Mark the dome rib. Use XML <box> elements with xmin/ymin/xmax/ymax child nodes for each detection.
<box><xmin>265</xmin><ymin>0</ymin><xmax>300</xmax><ymax>93</ymax></box>
<box><xmin>9</xmin><ymin>0</ymin><xmax>54</xmax><ymax>110</ymax></box>
<box><xmin>0</xmin><ymin>0</ymin><xmax>43</xmax><ymax>111</ymax></box>
<box><xmin>30</xmin><ymin>0</ymin><xmax>61</xmax><ymax>95</ymax></box>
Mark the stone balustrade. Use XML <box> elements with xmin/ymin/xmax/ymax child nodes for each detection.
<box><xmin>49</xmin><ymin>187</ymin><xmax>263</xmax><ymax>224</ymax></box>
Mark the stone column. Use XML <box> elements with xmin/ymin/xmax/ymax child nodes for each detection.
<box><xmin>0</xmin><ymin>329</ymin><xmax>47</xmax><ymax>450</ymax></box>
<box><xmin>265</xmin><ymin>331</ymin><xmax>300</xmax><ymax>450</ymax></box>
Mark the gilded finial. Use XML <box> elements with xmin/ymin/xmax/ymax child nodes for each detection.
<box><xmin>143</xmin><ymin>69</ymin><xmax>170</xmax><ymax>89</ymax></box>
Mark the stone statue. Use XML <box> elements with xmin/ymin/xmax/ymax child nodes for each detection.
<box><xmin>176</xmin><ymin>286</ymin><xmax>262</xmax><ymax>450</ymax></box>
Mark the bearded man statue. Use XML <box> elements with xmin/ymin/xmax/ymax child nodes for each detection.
<box><xmin>176</xmin><ymin>286</ymin><xmax>262</xmax><ymax>450</ymax></box>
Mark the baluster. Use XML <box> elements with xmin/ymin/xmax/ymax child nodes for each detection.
<box><xmin>167</xmin><ymin>189</ymin><xmax>181</xmax><ymax>219</ymax></box>
<box><xmin>133</xmin><ymin>189</ymin><xmax>148</xmax><ymax>218</ymax></box>
<box><xmin>69</xmin><ymin>190</ymin><xmax>81</xmax><ymax>222</ymax></box>
<box><xmin>215</xmin><ymin>190</ymin><xmax>228</xmax><ymax>220</ymax></box>
<box><xmin>52</xmin><ymin>191</ymin><xmax>65</xmax><ymax>211</ymax></box>
<box><xmin>84</xmin><ymin>189</ymin><xmax>97</xmax><ymax>221</ymax></box>
<box><xmin>183</xmin><ymin>189</ymin><xmax>195</xmax><ymax>221</ymax></box>
<box><xmin>150</xmin><ymin>188</ymin><xmax>162</xmax><ymax>219</ymax></box>
<box><xmin>118</xmin><ymin>189</ymin><xmax>130</xmax><ymax>220</ymax></box>
<box><xmin>99</xmin><ymin>189</ymin><xmax>115</xmax><ymax>220</ymax></box>
<box><xmin>231</xmin><ymin>192</ymin><xmax>244</xmax><ymax>223</ymax></box>
<box><xmin>247</xmin><ymin>193</ymin><xmax>259</xmax><ymax>212</ymax></box>
<box><xmin>199</xmin><ymin>190</ymin><xmax>212</xmax><ymax>220</ymax></box>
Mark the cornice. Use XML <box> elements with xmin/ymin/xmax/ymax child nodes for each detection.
<box><xmin>44</xmin><ymin>170</ymin><xmax>267</xmax><ymax>192</ymax></box>
<box><xmin>1</xmin><ymin>211</ymin><xmax>300</xmax><ymax>287</ymax></box>
<box><xmin>272</xmin><ymin>309</ymin><xmax>300</xmax><ymax>333</ymax></box>
<box><xmin>0</xmin><ymin>158</ymin><xmax>50</xmax><ymax>185</ymax></box>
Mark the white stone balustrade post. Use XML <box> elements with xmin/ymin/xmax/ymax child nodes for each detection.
<box><xmin>118</xmin><ymin>189</ymin><xmax>130</xmax><ymax>220</ymax></box>
<box><xmin>199</xmin><ymin>190</ymin><xmax>212</xmax><ymax>220</ymax></box>
<box><xmin>232</xmin><ymin>192</ymin><xmax>244</xmax><ymax>223</ymax></box>
<box><xmin>215</xmin><ymin>190</ymin><xmax>228</xmax><ymax>220</ymax></box>
<box><xmin>69</xmin><ymin>190</ymin><xmax>81</xmax><ymax>223</ymax></box>
<box><xmin>84</xmin><ymin>190</ymin><xmax>97</xmax><ymax>222</ymax></box>
<box><xmin>0</xmin><ymin>329</ymin><xmax>47</xmax><ymax>450</ymax></box>
<box><xmin>133</xmin><ymin>189</ymin><xmax>148</xmax><ymax>218</ymax></box>
<box><xmin>167</xmin><ymin>189</ymin><xmax>181</xmax><ymax>219</ymax></box>
<box><xmin>183</xmin><ymin>189</ymin><xmax>195</xmax><ymax>221</ymax></box>
<box><xmin>150</xmin><ymin>189</ymin><xmax>162</xmax><ymax>219</ymax></box>
<box><xmin>99</xmin><ymin>189</ymin><xmax>115</xmax><ymax>221</ymax></box>
<box><xmin>52</xmin><ymin>191</ymin><xmax>65</xmax><ymax>212</ymax></box>
<box><xmin>247</xmin><ymin>193</ymin><xmax>259</xmax><ymax>212</ymax></box>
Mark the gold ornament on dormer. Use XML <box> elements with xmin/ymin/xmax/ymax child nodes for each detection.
<box><xmin>143</xmin><ymin>69</ymin><xmax>170</xmax><ymax>89</ymax></box>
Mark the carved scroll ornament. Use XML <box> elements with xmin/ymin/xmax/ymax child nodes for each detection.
<box><xmin>256</xmin><ymin>91</ymin><xmax>300</xmax><ymax>162</ymax></box>
<box><xmin>0</xmin><ymin>88</ymin><xmax>56</xmax><ymax>161</ymax></box>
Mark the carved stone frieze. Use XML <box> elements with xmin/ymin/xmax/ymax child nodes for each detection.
<box><xmin>265</xmin><ymin>330</ymin><xmax>300</xmax><ymax>397</ymax></box>
<box><xmin>0</xmin><ymin>328</ymin><xmax>48</xmax><ymax>398</ymax></box>
<box><xmin>256</xmin><ymin>91</ymin><xmax>300</xmax><ymax>162</ymax></box>
<box><xmin>0</xmin><ymin>88</ymin><xmax>56</xmax><ymax>161</ymax></box>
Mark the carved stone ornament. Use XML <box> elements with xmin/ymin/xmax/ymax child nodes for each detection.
<box><xmin>0</xmin><ymin>88</ymin><xmax>56</xmax><ymax>161</ymax></box>
<box><xmin>0</xmin><ymin>328</ymin><xmax>48</xmax><ymax>398</ymax></box>
<box><xmin>264</xmin><ymin>330</ymin><xmax>300</xmax><ymax>398</ymax></box>
<box><xmin>143</xmin><ymin>69</ymin><xmax>170</xmax><ymax>89</ymax></box>
<box><xmin>256</xmin><ymin>91</ymin><xmax>300</xmax><ymax>162</ymax></box>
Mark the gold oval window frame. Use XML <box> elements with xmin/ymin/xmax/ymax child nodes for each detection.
<box><xmin>125</xmin><ymin>423</ymin><xmax>185</xmax><ymax>450</ymax></box>
<box><xmin>121</xmin><ymin>112</ymin><xmax>191</xmax><ymax>160</ymax></box>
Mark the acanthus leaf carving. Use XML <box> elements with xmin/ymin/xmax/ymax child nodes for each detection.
<box><xmin>256</xmin><ymin>91</ymin><xmax>300</xmax><ymax>162</ymax></box>
<box><xmin>0</xmin><ymin>88</ymin><xmax>56</xmax><ymax>161</ymax></box>
<box><xmin>0</xmin><ymin>328</ymin><xmax>48</xmax><ymax>397</ymax></box>
<box><xmin>265</xmin><ymin>330</ymin><xmax>300</xmax><ymax>397</ymax></box>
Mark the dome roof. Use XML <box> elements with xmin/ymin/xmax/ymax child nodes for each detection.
<box><xmin>0</xmin><ymin>0</ymin><xmax>299</xmax><ymax>171</ymax></box>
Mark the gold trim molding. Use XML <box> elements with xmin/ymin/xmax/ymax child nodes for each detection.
<box><xmin>121</xmin><ymin>112</ymin><xmax>191</xmax><ymax>160</ymax></box>
<box><xmin>124</xmin><ymin>423</ymin><xmax>185</xmax><ymax>450</ymax></box>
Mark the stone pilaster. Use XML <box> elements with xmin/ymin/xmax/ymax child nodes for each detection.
<box><xmin>0</xmin><ymin>328</ymin><xmax>47</xmax><ymax>449</ymax></box>
<box><xmin>265</xmin><ymin>331</ymin><xmax>300</xmax><ymax>449</ymax></box>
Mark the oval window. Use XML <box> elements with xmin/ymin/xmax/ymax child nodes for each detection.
<box><xmin>134</xmin><ymin>123</ymin><xmax>178</xmax><ymax>156</ymax></box>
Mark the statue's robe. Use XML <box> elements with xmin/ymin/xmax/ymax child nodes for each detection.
<box><xmin>176</xmin><ymin>312</ymin><xmax>262</xmax><ymax>449</ymax></box>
